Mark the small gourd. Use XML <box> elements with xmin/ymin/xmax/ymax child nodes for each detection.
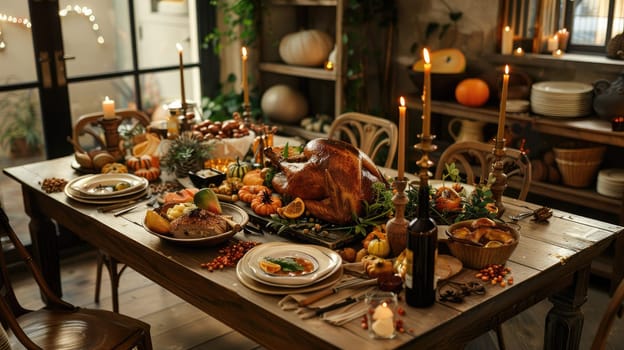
<box><xmin>227</xmin><ymin>158</ymin><xmax>250</xmax><ymax>179</ymax></box>
<box><xmin>367</xmin><ymin>238</ymin><xmax>390</xmax><ymax>258</ymax></box>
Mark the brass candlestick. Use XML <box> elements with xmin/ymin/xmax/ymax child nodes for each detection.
<box><xmin>386</xmin><ymin>178</ymin><xmax>409</xmax><ymax>257</ymax></box>
<box><xmin>242</xmin><ymin>102</ymin><xmax>252</xmax><ymax>122</ymax></box>
<box><xmin>490</xmin><ymin>138</ymin><xmax>508</xmax><ymax>217</ymax></box>
<box><xmin>98</xmin><ymin>116</ymin><xmax>123</xmax><ymax>161</ymax></box>
<box><xmin>414</xmin><ymin>134</ymin><xmax>437</xmax><ymax>180</ymax></box>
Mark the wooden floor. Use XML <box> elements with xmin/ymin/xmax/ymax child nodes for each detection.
<box><xmin>7</xmin><ymin>245</ymin><xmax>623</xmax><ymax>350</ymax></box>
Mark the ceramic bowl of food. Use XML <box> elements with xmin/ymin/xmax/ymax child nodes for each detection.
<box><xmin>445</xmin><ymin>218</ymin><xmax>519</xmax><ymax>269</ymax></box>
<box><xmin>188</xmin><ymin>168</ymin><xmax>226</xmax><ymax>188</ymax></box>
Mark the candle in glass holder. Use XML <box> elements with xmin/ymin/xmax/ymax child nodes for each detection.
<box><xmin>497</xmin><ymin>65</ymin><xmax>510</xmax><ymax>142</ymax></box>
<box><xmin>241</xmin><ymin>46</ymin><xmax>249</xmax><ymax>106</ymax></box>
<box><xmin>552</xmin><ymin>49</ymin><xmax>564</xmax><ymax>58</ymax></box>
<box><xmin>513</xmin><ymin>47</ymin><xmax>525</xmax><ymax>56</ymax></box>
<box><xmin>557</xmin><ymin>28</ymin><xmax>570</xmax><ymax>51</ymax></box>
<box><xmin>501</xmin><ymin>26</ymin><xmax>513</xmax><ymax>55</ymax></box>
<box><xmin>176</xmin><ymin>43</ymin><xmax>186</xmax><ymax>110</ymax></box>
<box><xmin>547</xmin><ymin>35</ymin><xmax>559</xmax><ymax>52</ymax></box>
<box><xmin>365</xmin><ymin>292</ymin><xmax>397</xmax><ymax>339</ymax></box>
<box><xmin>102</xmin><ymin>96</ymin><xmax>115</xmax><ymax>119</ymax></box>
<box><xmin>422</xmin><ymin>48</ymin><xmax>431</xmax><ymax>137</ymax></box>
<box><xmin>398</xmin><ymin>96</ymin><xmax>406</xmax><ymax>180</ymax></box>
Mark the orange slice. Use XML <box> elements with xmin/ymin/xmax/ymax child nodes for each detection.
<box><xmin>145</xmin><ymin>210</ymin><xmax>170</xmax><ymax>234</ymax></box>
<box><xmin>259</xmin><ymin>259</ymin><xmax>281</xmax><ymax>274</ymax></box>
<box><xmin>281</xmin><ymin>197</ymin><xmax>305</xmax><ymax>219</ymax></box>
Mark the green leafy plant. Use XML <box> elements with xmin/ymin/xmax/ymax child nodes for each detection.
<box><xmin>204</xmin><ymin>0</ymin><xmax>261</xmax><ymax>54</ymax></box>
<box><xmin>201</xmin><ymin>73</ymin><xmax>262</xmax><ymax>121</ymax></box>
<box><xmin>0</xmin><ymin>90</ymin><xmax>42</xmax><ymax>156</ymax></box>
<box><xmin>161</xmin><ymin>132</ymin><xmax>212</xmax><ymax>178</ymax></box>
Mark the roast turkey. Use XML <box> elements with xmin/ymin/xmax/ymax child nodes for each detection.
<box><xmin>264</xmin><ymin>138</ymin><xmax>389</xmax><ymax>224</ymax></box>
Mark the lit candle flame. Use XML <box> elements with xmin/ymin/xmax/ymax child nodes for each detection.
<box><xmin>241</xmin><ymin>46</ymin><xmax>247</xmax><ymax>59</ymax></box>
<box><xmin>505</xmin><ymin>64</ymin><xmax>509</xmax><ymax>75</ymax></box>
<box><xmin>325</xmin><ymin>61</ymin><xmax>334</xmax><ymax>70</ymax></box>
<box><xmin>423</xmin><ymin>48</ymin><xmax>430</xmax><ymax>64</ymax></box>
<box><xmin>176</xmin><ymin>43</ymin><xmax>183</xmax><ymax>53</ymax></box>
<box><xmin>399</xmin><ymin>96</ymin><xmax>405</xmax><ymax>107</ymax></box>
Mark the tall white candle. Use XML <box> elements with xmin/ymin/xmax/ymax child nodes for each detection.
<box><xmin>102</xmin><ymin>96</ymin><xmax>115</xmax><ymax>119</ymax></box>
<box><xmin>422</xmin><ymin>48</ymin><xmax>431</xmax><ymax>137</ymax></box>
<box><xmin>241</xmin><ymin>46</ymin><xmax>249</xmax><ymax>106</ymax></box>
<box><xmin>176</xmin><ymin>43</ymin><xmax>186</xmax><ymax>110</ymax></box>
<box><xmin>497</xmin><ymin>65</ymin><xmax>510</xmax><ymax>142</ymax></box>
<box><xmin>398</xmin><ymin>97</ymin><xmax>406</xmax><ymax>180</ymax></box>
<box><xmin>501</xmin><ymin>26</ymin><xmax>513</xmax><ymax>55</ymax></box>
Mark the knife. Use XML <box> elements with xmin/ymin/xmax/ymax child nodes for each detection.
<box><xmin>300</xmin><ymin>295</ymin><xmax>364</xmax><ymax>319</ymax></box>
<box><xmin>298</xmin><ymin>278</ymin><xmax>377</xmax><ymax>307</ymax></box>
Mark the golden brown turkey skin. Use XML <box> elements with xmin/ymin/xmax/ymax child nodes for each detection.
<box><xmin>264</xmin><ymin>138</ymin><xmax>388</xmax><ymax>224</ymax></box>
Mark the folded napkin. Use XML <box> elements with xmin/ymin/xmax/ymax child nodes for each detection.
<box><xmin>277</xmin><ymin>274</ymin><xmax>363</xmax><ymax>311</ymax></box>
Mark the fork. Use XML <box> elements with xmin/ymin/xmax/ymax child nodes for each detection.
<box><xmin>508</xmin><ymin>211</ymin><xmax>533</xmax><ymax>221</ymax></box>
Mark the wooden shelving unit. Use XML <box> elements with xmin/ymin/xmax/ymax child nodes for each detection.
<box><xmin>258</xmin><ymin>0</ymin><xmax>344</xmax><ymax>119</ymax></box>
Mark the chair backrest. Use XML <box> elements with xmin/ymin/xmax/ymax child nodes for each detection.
<box><xmin>328</xmin><ymin>112</ymin><xmax>398</xmax><ymax>168</ymax></box>
<box><xmin>71</xmin><ymin>108</ymin><xmax>151</xmax><ymax>153</ymax></box>
<box><xmin>434</xmin><ymin>140</ymin><xmax>532</xmax><ymax>200</ymax></box>
<box><xmin>591</xmin><ymin>277</ymin><xmax>624</xmax><ymax>350</ymax></box>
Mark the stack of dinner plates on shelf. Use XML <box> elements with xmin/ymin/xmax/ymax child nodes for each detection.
<box><xmin>530</xmin><ymin>81</ymin><xmax>594</xmax><ymax>118</ymax></box>
<box><xmin>64</xmin><ymin>173</ymin><xmax>149</xmax><ymax>205</ymax></box>
<box><xmin>236</xmin><ymin>242</ymin><xmax>343</xmax><ymax>295</ymax></box>
<box><xmin>597</xmin><ymin>169</ymin><xmax>624</xmax><ymax>199</ymax></box>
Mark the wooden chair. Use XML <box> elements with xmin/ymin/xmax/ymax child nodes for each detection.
<box><xmin>435</xmin><ymin>140</ymin><xmax>531</xmax><ymax>350</ymax></box>
<box><xmin>328</xmin><ymin>112</ymin><xmax>398</xmax><ymax>168</ymax></box>
<box><xmin>591</xmin><ymin>278</ymin><xmax>624</xmax><ymax>350</ymax></box>
<box><xmin>434</xmin><ymin>140</ymin><xmax>532</xmax><ymax>200</ymax></box>
<box><xmin>72</xmin><ymin>108</ymin><xmax>151</xmax><ymax>313</ymax></box>
<box><xmin>0</xmin><ymin>206</ymin><xmax>152</xmax><ymax>349</ymax></box>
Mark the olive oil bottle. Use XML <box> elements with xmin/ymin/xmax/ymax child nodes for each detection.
<box><xmin>405</xmin><ymin>176</ymin><xmax>438</xmax><ymax>307</ymax></box>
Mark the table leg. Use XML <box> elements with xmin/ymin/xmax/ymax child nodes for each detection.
<box><xmin>544</xmin><ymin>266</ymin><xmax>589</xmax><ymax>350</ymax></box>
<box><xmin>21</xmin><ymin>185</ymin><xmax>62</xmax><ymax>298</ymax></box>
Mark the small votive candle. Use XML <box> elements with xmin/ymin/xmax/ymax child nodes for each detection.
<box><xmin>513</xmin><ymin>47</ymin><xmax>525</xmax><ymax>56</ymax></box>
<box><xmin>366</xmin><ymin>291</ymin><xmax>398</xmax><ymax>339</ymax></box>
<box><xmin>325</xmin><ymin>61</ymin><xmax>334</xmax><ymax>70</ymax></box>
<box><xmin>552</xmin><ymin>49</ymin><xmax>564</xmax><ymax>58</ymax></box>
<box><xmin>612</xmin><ymin>116</ymin><xmax>624</xmax><ymax>131</ymax></box>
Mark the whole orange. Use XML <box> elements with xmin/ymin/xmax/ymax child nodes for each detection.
<box><xmin>455</xmin><ymin>78</ymin><xmax>490</xmax><ymax>107</ymax></box>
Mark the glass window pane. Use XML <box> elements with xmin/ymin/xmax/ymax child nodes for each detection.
<box><xmin>135</xmin><ymin>0</ymin><xmax>199</xmax><ymax>69</ymax></box>
<box><xmin>140</xmin><ymin>67</ymin><xmax>201</xmax><ymax>120</ymax></box>
<box><xmin>59</xmin><ymin>0</ymin><xmax>133</xmax><ymax>76</ymax></box>
<box><xmin>68</xmin><ymin>77</ymin><xmax>136</xmax><ymax>125</ymax></box>
<box><xmin>0</xmin><ymin>2</ymin><xmax>37</xmax><ymax>83</ymax></box>
<box><xmin>613</xmin><ymin>0</ymin><xmax>624</xmax><ymax>38</ymax></box>
<box><xmin>571</xmin><ymin>0</ymin><xmax>610</xmax><ymax>46</ymax></box>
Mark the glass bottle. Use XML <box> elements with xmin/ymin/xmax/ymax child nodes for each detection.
<box><xmin>405</xmin><ymin>176</ymin><xmax>438</xmax><ymax>307</ymax></box>
<box><xmin>167</xmin><ymin>107</ymin><xmax>181</xmax><ymax>139</ymax></box>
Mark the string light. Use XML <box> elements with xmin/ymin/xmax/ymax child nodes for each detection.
<box><xmin>58</xmin><ymin>5</ymin><xmax>104</xmax><ymax>44</ymax></box>
<box><xmin>0</xmin><ymin>12</ymin><xmax>32</xmax><ymax>50</ymax></box>
<box><xmin>0</xmin><ymin>6</ymin><xmax>104</xmax><ymax>51</ymax></box>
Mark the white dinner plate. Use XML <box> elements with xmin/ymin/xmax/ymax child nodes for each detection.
<box><xmin>65</xmin><ymin>186</ymin><xmax>150</xmax><ymax>205</ymax></box>
<box><xmin>236</xmin><ymin>247</ymin><xmax>343</xmax><ymax>295</ymax></box>
<box><xmin>67</xmin><ymin>173</ymin><xmax>148</xmax><ymax>198</ymax></box>
<box><xmin>531</xmin><ymin>81</ymin><xmax>593</xmax><ymax>94</ymax></box>
<box><xmin>244</xmin><ymin>242</ymin><xmax>341</xmax><ymax>287</ymax></box>
<box><xmin>143</xmin><ymin>203</ymin><xmax>249</xmax><ymax>246</ymax></box>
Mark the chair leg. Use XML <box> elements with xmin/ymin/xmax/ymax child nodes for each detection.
<box><xmin>95</xmin><ymin>250</ymin><xmax>127</xmax><ymax>313</ymax></box>
<box><xmin>495</xmin><ymin>324</ymin><xmax>506</xmax><ymax>350</ymax></box>
<box><xmin>94</xmin><ymin>249</ymin><xmax>104</xmax><ymax>303</ymax></box>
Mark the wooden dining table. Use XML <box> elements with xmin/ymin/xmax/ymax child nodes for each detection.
<box><xmin>4</xmin><ymin>153</ymin><xmax>624</xmax><ymax>349</ymax></box>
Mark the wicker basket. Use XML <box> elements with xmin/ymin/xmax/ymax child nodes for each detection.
<box><xmin>553</xmin><ymin>146</ymin><xmax>606</xmax><ymax>188</ymax></box>
<box><xmin>445</xmin><ymin>220</ymin><xmax>519</xmax><ymax>269</ymax></box>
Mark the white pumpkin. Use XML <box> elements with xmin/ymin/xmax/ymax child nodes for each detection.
<box><xmin>261</xmin><ymin>85</ymin><xmax>309</xmax><ymax>124</ymax></box>
<box><xmin>279</xmin><ymin>30</ymin><xmax>334</xmax><ymax>67</ymax></box>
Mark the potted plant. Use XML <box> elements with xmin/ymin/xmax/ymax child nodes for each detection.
<box><xmin>0</xmin><ymin>90</ymin><xmax>43</xmax><ymax>157</ymax></box>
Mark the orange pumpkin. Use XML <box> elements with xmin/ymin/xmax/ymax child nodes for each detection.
<box><xmin>134</xmin><ymin>167</ymin><xmax>161</xmax><ymax>181</ymax></box>
<box><xmin>250</xmin><ymin>190</ymin><xmax>282</xmax><ymax>216</ymax></box>
<box><xmin>455</xmin><ymin>78</ymin><xmax>490</xmax><ymax>107</ymax></box>
<box><xmin>238</xmin><ymin>185</ymin><xmax>270</xmax><ymax>203</ymax></box>
<box><xmin>126</xmin><ymin>155</ymin><xmax>153</xmax><ymax>171</ymax></box>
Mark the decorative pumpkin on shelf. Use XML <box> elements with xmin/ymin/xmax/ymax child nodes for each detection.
<box><xmin>279</xmin><ymin>29</ymin><xmax>333</xmax><ymax>67</ymax></box>
<box><xmin>455</xmin><ymin>78</ymin><xmax>490</xmax><ymax>107</ymax></box>
<box><xmin>412</xmin><ymin>48</ymin><xmax>466</xmax><ymax>74</ymax></box>
<box><xmin>261</xmin><ymin>85</ymin><xmax>309</xmax><ymax>124</ymax></box>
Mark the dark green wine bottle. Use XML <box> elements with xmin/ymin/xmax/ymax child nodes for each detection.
<box><xmin>405</xmin><ymin>176</ymin><xmax>438</xmax><ymax>307</ymax></box>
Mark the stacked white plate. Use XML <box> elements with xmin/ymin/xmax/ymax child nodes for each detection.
<box><xmin>65</xmin><ymin>173</ymin><xmax>149</xmax><ymax>205</ymax></box>
<box><xmin>530</xmin><ymin>81</ymin><xmax>594</xmax><ymax>118</ymax></box>
<box><xmin>236</xmin><ymin>242</ymin><xmax>343</xmax><ymax>295</ymax></box>
<box><xmin>597</xmin><ymin>168</ymin><xmax>624</xmax><ymax>199</ymax></box>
